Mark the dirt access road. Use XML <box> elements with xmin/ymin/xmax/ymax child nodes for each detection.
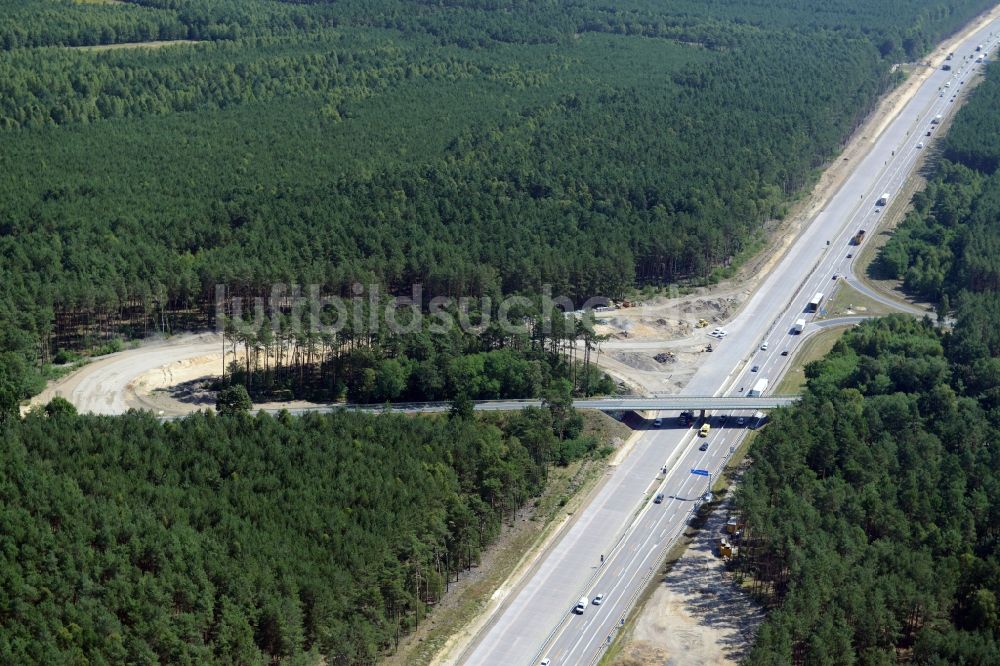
<box><xmin>30</xmin><ymin>334</ymin><xmax>224</xmax><ymax>415</ymax></box>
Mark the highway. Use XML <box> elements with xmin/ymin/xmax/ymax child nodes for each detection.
<box><xmin>458</xmin><ymin>20</ymin><xmax>1000</xmax><ymax>666</ymax></box>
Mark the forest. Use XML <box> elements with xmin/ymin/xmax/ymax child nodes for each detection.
<box><xmin>3</xmin><ymin>2</ymin><xmax>1000</xmax><ymax>663</ymax></box>
<box><xmin>737</xmin><ymin>315</ymin><xmax>1000</xmax><ymax>664</ymax></box>
<box><xmin>0</xmin><ymin>397</ymin><xmax>605</xmax><ymax>663</ymax></box>
<box><xmin>738</xmin><ymin>60</ymin><xmax>1000</xmax><ymax>664</ymax></box>
<box><xmin>1</xmin><ymin>0</ymin><xmax>994</xmax><ymax>405</ymax></box>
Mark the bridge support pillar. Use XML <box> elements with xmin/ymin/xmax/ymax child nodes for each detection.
<box><xmin>700</xmin><ymin>408</ymin><xmax>706</xmax><ymax>422</ymax></box>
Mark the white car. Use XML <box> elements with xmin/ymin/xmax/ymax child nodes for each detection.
<box><xmin>917</xmin><ymin>142</ymin><xmax>924</xmax><ymax>149</ymax></box>
<box><xmin>593</xmin><ymin>594</ymin><xmax>605</xmax><ymax>605</ymax></box>
<box><xmin>760</xmin><ymin>342</ymin><xmax>769</xmax><ymax>350</ymax></box>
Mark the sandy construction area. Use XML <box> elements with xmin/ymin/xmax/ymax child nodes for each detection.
<box><xmin>29</xmin><ymin>333</ymin><xmax>225</xmax><ymax>416</ymax></box>
<box><xmin>613</xmin><ymin>499</ymin><xmax>764</xmax><ymax>666</ymax></box>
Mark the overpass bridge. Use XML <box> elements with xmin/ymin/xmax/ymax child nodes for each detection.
<box><xmin>161</xmin><ymin>395</ymin><xmax>801</xmax><ymax>421</ymax></box>
<box><xmin>572</xmin><ymin>396</ymin><xmax>798</xmax><ymax>411</ymax></box>
<box><xmin>275</xmin><ymin>395</ymin><xmax>800</xmax><ymax>416</ymax></box>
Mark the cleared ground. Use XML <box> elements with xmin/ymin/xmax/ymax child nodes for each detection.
<box><xmin>69</xmin><ymin>40</ymin><xmax>201</xmax><ymax>51</ymax></box>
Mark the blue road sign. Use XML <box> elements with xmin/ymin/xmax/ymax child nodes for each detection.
<box><xmin>690</xmin><ymin>469</ymin><xmax>710</xmax><ymax>476</ymax></box>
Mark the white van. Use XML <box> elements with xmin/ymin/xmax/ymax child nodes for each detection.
<box><xmin>574</xmin><ymin>597</ymin><xmax>588</xmax><ymax>614</ymax></box>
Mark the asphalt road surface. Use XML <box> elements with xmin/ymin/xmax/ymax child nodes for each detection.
<box><xmin>460</xmin><ymin>20</ymin><xmax>1000</xmax><ymax>666</ymax></box>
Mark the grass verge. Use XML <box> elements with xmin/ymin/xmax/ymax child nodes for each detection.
<box><xmin>775</xmin><ymin>326</ymin><xmax>850</xmax><ymax>394</ymax></box>
<box><xmin>820</xmin><ymin>282</ymin><xmax>900</xmax><ymax>319</ymax></box>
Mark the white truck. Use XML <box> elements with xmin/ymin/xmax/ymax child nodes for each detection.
<box><xmin>877</xmin><ymin>192</ymin><xmax>890</xmax><ymax>206</ymax></box>
<box><xmin>748</xmin><ymin>378</ymin><xmax>769</xmax><ymax>397</ymax></box>
<box><xmin>807</xmin><ymin>292</ymin><xmax>824</xmax><ymax>312</ymax></box>
<box><xmin>931</xmin><ymin>114</ymin><xmax>943</xmax><ymax>125</ymax></box>
<box><xmin>792</xmin><ymin>318</ymin><xmax>806</xmax><ymax>334</ymax></box>
<box><xmin>574</xmin><ymin>597</ymin><xmax>588</xmax><ymax>614</ymax></box>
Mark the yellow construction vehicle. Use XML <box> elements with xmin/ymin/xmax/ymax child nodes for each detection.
<box><xmin>695</xmin><ymin>318</ymin><xmax>709</xmax><ymax>328</ymax></box>
<box><xmin>726</xmin><ymin>516</ymin><xmax>742</xmax><ymax>534</ymax></box>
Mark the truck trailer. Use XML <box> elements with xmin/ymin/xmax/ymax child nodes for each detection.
<box><xmin>852</xmin><ymin>229</ymin><xmax>866</xmax><ymax>245</ymax></box>
<box><xmin>748</xmin><ymin>378</ymin><xmax>769</xmax><ymax>397</ymax></box>
<box><xmin>877</xmin><ymin>192</ymin><xmax>890</xmax><ymax>205</ymax></box>
<box><xmin>807</xmin><ymin>292</ymin><xmax>824</xmax><ymax>312</ymax></box>
<box><xmin>792</xmin><ymin>318</ymin><xmax>806</xmax><ymax>334</ymax></box>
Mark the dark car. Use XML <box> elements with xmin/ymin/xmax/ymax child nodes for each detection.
<box><xmin>654</xmin><ymin>493</ymin><xmax>665</xmax><ymax>504</ymax></box>
<box><xmin>781</xmin><ymin>350</ymin><xmax>789</xmax><ymax>356</ymax></box>
<box><xmin>699</xmin><ymin>442</ymin><xmax>709</xmax><ymax>452</ymax></box>
<box><xmin>751</xmin><ymin>365</ymin><xmax>759</xmax><ymax>372</ymax></box>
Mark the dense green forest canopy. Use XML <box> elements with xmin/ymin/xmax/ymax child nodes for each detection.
<box><xmin>0</xmin><ymin>402</ymin><xmax>604</xmax><ymax>663</ymax></box>
<box><xmin>738</xmin><ymin>314</ymin><xmax>1000</xmax><ymax>663</ymax></box>
<box><xmin>2</xmin><ymin>0</ymin><xmax>993</xmax><ymax>402</ymax></box>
